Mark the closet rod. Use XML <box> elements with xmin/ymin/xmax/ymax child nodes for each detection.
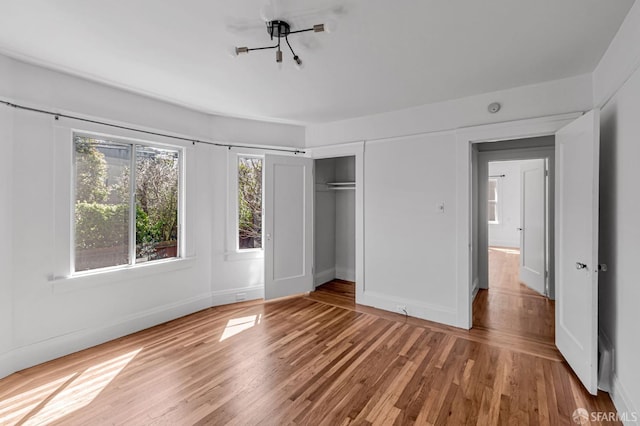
<box><xmin>1</xmin><ymin>99</ymin><xmax>306</xmax><ymax>154</ymax></box>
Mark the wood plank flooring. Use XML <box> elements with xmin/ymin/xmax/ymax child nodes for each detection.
<box><xmin>473</xmin><ymin>247</ymin><xmax>555</xmax><ymax>345</ymax></box>
<box><xmin>0</xmin><ymin>278</ymin><xmax>618</xmax><ymax>425</ymax></box>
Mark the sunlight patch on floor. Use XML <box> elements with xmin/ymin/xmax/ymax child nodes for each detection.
<box><xmin>0</xmin><ymin>348</ymin><xmax>141</xmax><ymax>425</ymax></box>
<box><xmin>220</xmin><ymin>314</ymin><xmax>262</xmax><ymax>342</ymax></box>
<box><xmin>489</xmin><ymin>246</ymin><xmax>520</xmax><ymax>255</ymax></box>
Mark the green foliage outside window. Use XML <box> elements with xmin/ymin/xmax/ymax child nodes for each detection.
<box><xmin>74</xmin><ymin>135</ymin><xmax>179</xmax><ymax>271</ymax></box>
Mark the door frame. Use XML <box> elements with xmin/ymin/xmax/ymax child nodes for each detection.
<box><xmin>308</xmin><ymin>142</ymin><xmax>365</xmax><ymax>304</ymax></box>
<box><xmin>476</xmin><ymin>147</ymin><xmax>554</xmax><ymax>300</ymax></box>
<box><xmin>455</xmin><ymin>112</ymin><xmax>582</xmax><ymax>329</ymax></box>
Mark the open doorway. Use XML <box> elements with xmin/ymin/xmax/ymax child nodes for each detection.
<box><xmin>472</xmin><ymin>137</ymin><xmax>555</xmax><ymax>344</ymax></box>
<box><xmin>310</xmin><ymin>156</ymin><xmax>356</xmax><ymax>308</ymax></box>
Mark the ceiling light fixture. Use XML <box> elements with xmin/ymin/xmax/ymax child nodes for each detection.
<box><xmin>235</xmin><ymin>20</ymin><xmax>328</xmax><ymax>69</ymax></box>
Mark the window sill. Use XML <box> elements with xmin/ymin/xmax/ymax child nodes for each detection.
<box><xmin>224</xmin><ymin>250</ymin><xmax>264</xmax><ymax>262</ymax></box>
<box><xmin>51</xmin><ymin>257</ymin><xmax>196</xmax><ymax>294</ymax></box>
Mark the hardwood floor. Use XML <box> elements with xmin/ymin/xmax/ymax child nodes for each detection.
<box><xmin>0</xmin><ymin>279</ymin><xmax>618</xmax><ymax>425</ymax></box>
<box><xmin>307</xmin><ymin>279</ymin><xmax>356</xmax><ymax>309</ymax></box>
<box><xmin>473</xmin><ymin>247</ymin><xmax>555</xmax><ymax>345</ymax></box>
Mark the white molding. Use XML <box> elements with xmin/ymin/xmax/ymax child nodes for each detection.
<box><xmin>610</xmin><ymin>373</ymin><xmax>640</xmax><ymax>425</ymax></box>
<box><xmin>307</xmin><ymin>142</ymin><xmax>365</xmax><ymax>304</ymax></box>
<box><xmin>52</xmin><ymin>257</ymin><xmax>196</xmax><ymax>293</ymax></box>
<box><xmin>0</xmin><ymin>292</ymin><xmax>212</xmax><ymax>380</ymax></box>
<box><xmin>210</xmin><ymin>285</ymin><xmax>264</xmax><ymax>306</ymax></box>
<box><xmin>335</xmin><ymin>266</ymin><xmax>355</xmax><ymax>282</ymax></box>
<box><xmin>314</xmin><ymin>268</ymin><xmax>336</xmax><ymax>287</ymax></box>
<box><xmin>488</xmin><ymin>239</ymin><xmax>519</xmax><ymax>249</ymax></box>
<box><xmin>455</xmin><ymin>112</ymin><xmax>580</xmax><ymax>330</ymax></box>
<box><xmin>472</xmin><ymin>277</ymin><xmax>479</xmax><ymax>301</ymax></box>
<box><xmin>308</xmin><ymin>141</ymin><xmax>365</xmax><ymax>158</ymax></box>
<box><xmin>360</xmin><ymin>290</ymin><xmax>458</xmax><ymax>327</ymax></box>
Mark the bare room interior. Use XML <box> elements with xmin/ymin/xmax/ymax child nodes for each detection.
<box><xmin>1</xmin><ymin>1</ymin><xmax>640</xmax><ymax>424</ymax></box>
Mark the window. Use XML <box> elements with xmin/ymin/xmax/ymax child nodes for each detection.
<box><xmin>488</xmin><ymin>178</ymin><xmax>499</xmax><ymax>224</ymax></box>
<box><xmin>73</xmin><ymin>134</ymin><xmax>181</xmax><ymax>272</ymax></box>
<box><xmin>237</xmin><ymin>156</ymin><xmax>263</xmax><ymax>250</ymax></box>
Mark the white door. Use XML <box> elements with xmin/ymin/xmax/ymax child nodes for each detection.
<box><xmin>555</xmin><ymin>109</ymin><xmax>600</xmax><ymax>395</ymax></box>
<box><xmin>264</xmin><ymin>154</ymin><xmax>314</xmax><ymax>300</ymax></box>
<box><xmin>519</xmin><ymin>159</ymin><xmax>546</xmax><ymax>295</ymax></box>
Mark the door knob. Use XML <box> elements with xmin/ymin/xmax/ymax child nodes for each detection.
<box><xmin>575</xmin><ymin>262</ymin><xmax>587</xmax><ymax>270</ymax></box>
<box><xmin>517</xmin><ymin>227</ymin><xmax>523</xmax><ymax>231</ymax></box>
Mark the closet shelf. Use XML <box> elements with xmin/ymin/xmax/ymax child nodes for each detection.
<box><xmin>326</xmin><ymin>182</ymin><xmax>355</xmax><ymax>190</ymax></box>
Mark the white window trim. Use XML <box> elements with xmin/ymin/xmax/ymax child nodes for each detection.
<box><xmin>488</xmin><ymin>177</ymin><xmax>500</xmax><ymax>225</ymax></box>
<box><xmin>51</xmin><ymin>118</ymin><xmax>195</xmax><ymax>287</ymax></box>
<box><xmin>225</xmin><ymin>149</ymin><xmax>265</xmax><ymax>261</ymax></box>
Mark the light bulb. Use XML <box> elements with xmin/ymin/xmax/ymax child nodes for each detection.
<box><xmin>293</xmin><ymin>55</ymin><xmax>303</xmax><ymax>70</ymax></box>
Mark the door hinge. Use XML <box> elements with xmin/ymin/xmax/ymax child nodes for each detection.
<box><xmin>545</xmin><ymin>270</ymin><xmax>548</xmax><ymax>278</ymax></box>
<box><xmin>545</xmin><ymin>169</ymin><xmax>549</xmax><ymax>177</ymax></box>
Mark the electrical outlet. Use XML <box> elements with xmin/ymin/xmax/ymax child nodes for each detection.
<box><xmin>236</xmin><ymin>293</ymin><xmax>247</xmax><ymax>301</ymax></box>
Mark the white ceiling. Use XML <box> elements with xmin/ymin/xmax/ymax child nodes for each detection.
<box><xmin>0</xmin><ymin>0</ymin><xmax>634</xmax><ymax>124</ymax></box>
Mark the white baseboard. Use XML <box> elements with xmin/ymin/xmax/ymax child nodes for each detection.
<box><xmin>0</xmin><ymin>293</ymin><xmax>213</xmax><ymax>379</ymax></box>
<box><xmin>210</xmin><ymin>285</ymin><xmax>264</xmax><ymax>306</ymax></box>
<box><xmin>472</xmin><ymin>277</ymin><xmax>480</xmax><ymax>301</ymax></box>
<box><xmin>336</xmin><ymin>266</ymin><xmax>355</xmax><ymax>282</ymax></box>
<box><xmin>314</xmin><ymin>268</ymin><xmax>336</xmax><ymax>287</ymax></box>
<box><xmin>488</xmin><ymin>240</ymin><xmax>519</xmax><ymax>249</ymax></box>
<box><xmin>610</xmin><ymin>372</ymin><xmax>640</xmax><ymax>425</ymax></box>
<box><xmin>359</xmin><ymin>290</ymin><xmax>458</xmax><ymax>327</ymax></box>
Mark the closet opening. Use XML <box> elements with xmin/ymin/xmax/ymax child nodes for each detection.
<box><xmin>311</xmin><ymin>155</ymin><xmax>356</xmax><ymax>308</ymax></box>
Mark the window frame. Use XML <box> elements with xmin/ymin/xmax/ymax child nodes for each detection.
<box><xmin>488</xmin><ymin>177</ymin><xmax>500</xmax><ymax>225</ymax></box>
<box><xmin>226</xmin><ymin>149</ymin><xmax>265</xmax><ymax>261</ymax></box>
<box><xmin>71</xmin><ymin>131</ymin><xmax>184</xmax><ymax>275</ymax></box>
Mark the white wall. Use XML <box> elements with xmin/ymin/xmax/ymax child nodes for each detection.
<box><xmin>363</xmin><ymin>133</ymin><xmax>459</xmax><ymax>324</ymax></box>
<box><xmin>0</xmin><ymin>105</ymin><xmax>13</xmax><ymax>360</ymax></box>
<box><xmin>0</xmin><ymin>54</ymin><xmax>303</xmax><ymax>378</ymax></box>
<box><xmin>487</xmin><ymin>160</ymin><xmax>540</xmax><ymax>248</ymax></box>
<box><xmin>594</xmin><ymin>1</ymin><xmax>640</xmax><ymax>419</ymax></box>
<box><xmin>334</xmin><ymin>157</ymin><xmax>356</xmax><ymax>281</ymax></box>
<box><xmin>307</xmin><ymin>74</ymin><xmax>592</xmax><ymax>327</ymax></box>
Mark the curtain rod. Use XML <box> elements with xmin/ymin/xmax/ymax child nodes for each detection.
<box><xmin>1</xmin><ymin>99</ymin><xmax>305</xmax><ymax>154</ymax></box>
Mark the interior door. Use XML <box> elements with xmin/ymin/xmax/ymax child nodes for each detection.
<box><xmin>555</xmin><ymin>109</ymin><xmax>600</xmax><ymax>395</ymax></box>
<box><xmin>264</xmin><ymin>154</ymin><xmax>314</xmax><ymax>300</ymax></box>
<box><xmin>519</xmin><ymin>159</ymin><xmax>546</xmax><ymax>295</ymax></box>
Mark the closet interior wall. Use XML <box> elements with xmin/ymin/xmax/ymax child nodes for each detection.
<box><xmin>314</xmin><ymin>156</ymin><xmax>356</xmax><ymax>286</ymax></box>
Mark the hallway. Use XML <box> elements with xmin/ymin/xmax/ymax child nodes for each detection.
<box><xmin>473</xmin><ymin>247</ymin><xmax>555</xmax><ymax>345</ymax></box>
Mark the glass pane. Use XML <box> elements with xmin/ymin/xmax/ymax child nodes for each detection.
<box><xmin>74</xmin><ymin>136</ymin><xmax>130</xmax><ymax>271</ymax></box>
<box><xmin>488</xmin><ymin>201</ymin><xmax>497</xmax><ymax>222</ymax></box>
<box><xmin>135</xmin><ymin>146</ymin><xmax>180</xmax><ymax>263</ymax></box>
<box><xmin>238</xmin><ymin>156</ymin><xmax>263</xmax><ymax>249</ymax></box>
<box><xmin>488</xmin><ymin>179</ymin><xmax>497</xmax><ymax>201</ymax></box>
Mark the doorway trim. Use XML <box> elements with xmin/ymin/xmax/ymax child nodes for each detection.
<box><xmin>455</xmin><ymin>112</ymin><xmax>582</xmax><ymax>329</ymax></box>
<box><xmin>308</xmin><ymin>142</ymin><xmax>365</xmax><ymax>304</ymax></box>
